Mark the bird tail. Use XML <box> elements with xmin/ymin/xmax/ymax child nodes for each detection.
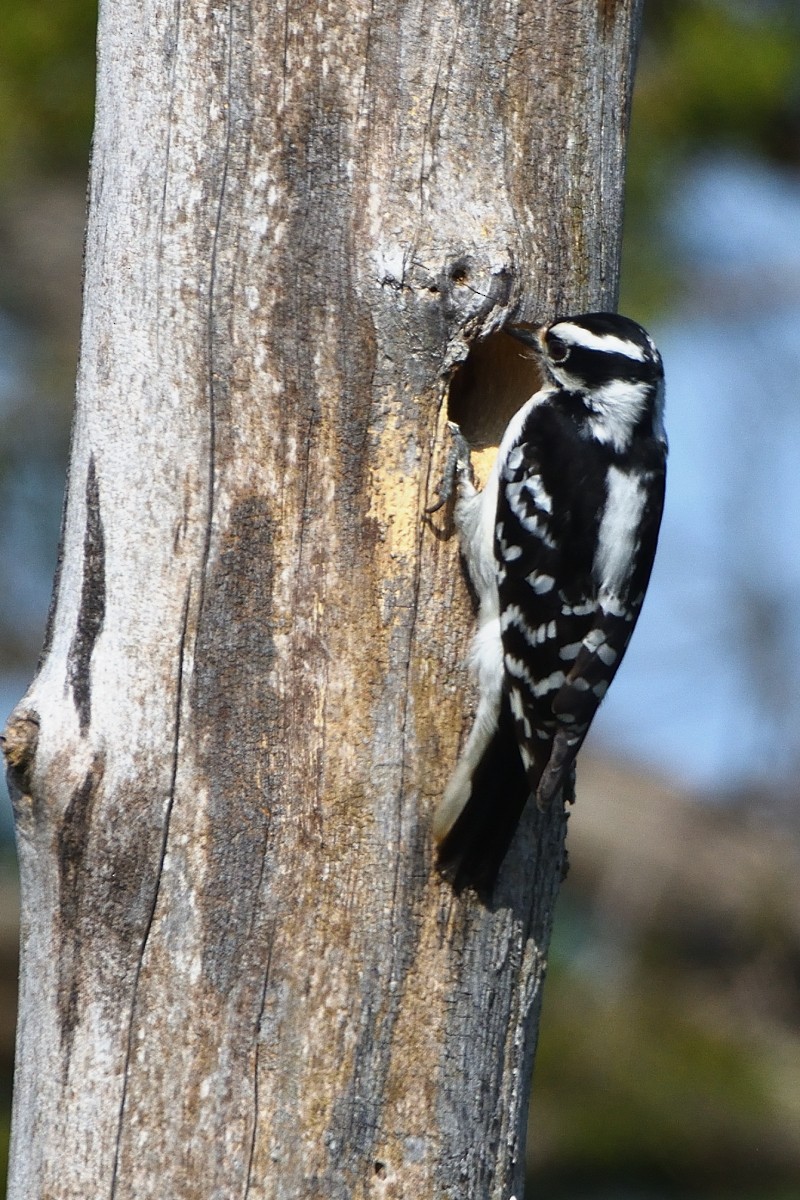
<box><xmin>434</xmin><ymin>693</ymin><xmax>531</xmax><ymax>894</ymax></box>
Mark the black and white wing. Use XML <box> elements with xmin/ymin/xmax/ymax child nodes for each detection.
<box><xmin>501</xmin><ymin>443</ymin><xmax>666</xmax><ymax>809</ymax></box>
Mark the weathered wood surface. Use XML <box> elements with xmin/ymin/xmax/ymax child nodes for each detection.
<box><xmin>3</xmin><ymin>0</ymin><xmax>642</xmax><ymax>1196</ymax></box>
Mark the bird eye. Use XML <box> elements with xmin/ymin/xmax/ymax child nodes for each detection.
<box><xmin>546</xmin><ymin>334</ymin><xmax>569</xmax><ymax>363</ymax></box>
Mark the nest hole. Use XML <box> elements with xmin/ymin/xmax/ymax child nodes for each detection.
<box><xmin>447</xmin><ymin>327</ymin><xmax>542</xmax><ymax>454</ymax></box>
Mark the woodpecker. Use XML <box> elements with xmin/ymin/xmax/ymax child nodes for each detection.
<box><xmin>433</xmin><ymin>312</ymin><xmax>667</xmax><ymax>890</ymax></box>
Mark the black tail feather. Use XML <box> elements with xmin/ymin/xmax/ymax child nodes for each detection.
<box><xmin>436</xmin><ymin>695</ymin><xmax>532</xmax><ymax>895</ymax></box>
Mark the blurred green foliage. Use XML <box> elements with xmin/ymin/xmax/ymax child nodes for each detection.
<box><xmin>622</xmin><ymin>0</ymin><xmax>800</xmax><ymax>316</ymax></box>
<box><xmin>533</xmin><ymin>967</ymin><xmax>776</xmax><ymax>1184</ymax></box>
<box><xmin>636</xmin><ymin>2</ymin><xmax>798</xmax><ymax>162</ymax></box>
<box><xmin>528</xmin><ymin>885</ymin><xmax>800</xmax><ymax>1198</ymax></box>
<box><xmin>0</xmin><ymin>0</ymin><xmax>96</xmax><ymax>178</ymax></box>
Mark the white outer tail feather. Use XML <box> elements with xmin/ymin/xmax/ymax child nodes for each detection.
<box><xmin>433</xmin><ymin>462</ymin><xmax>506</xmax><ymax>843</ymax></box>
<box><xmin>433</xmin><ymin>680</ymin><xmax>501</xmax><ymax>841</ymax></box>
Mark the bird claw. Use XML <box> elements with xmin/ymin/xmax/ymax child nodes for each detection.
<box><xmin>426</xmin><ymin>421</ymin><xmax>473</xmax><ymax>513</ymax></box>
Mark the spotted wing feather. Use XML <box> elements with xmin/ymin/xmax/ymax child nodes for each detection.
<box><xmin>496</xmin><ymin>427</ymin><xmax>599</xmax><ymax>799</ymax></box>
<box><xmin>498</xmin><ymin>420</ymin><xmax>666</xmax><ymax>809</ymax></box>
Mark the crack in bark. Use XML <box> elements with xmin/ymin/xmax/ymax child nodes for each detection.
<box><xmin>418</xmin><ymin>11</ymin><xmax>460</xmax><ymax>214</ymax></box>
<box><xmin>243</xmin><ymin>932</ymin><xmax>274</xmax><ymax>1199</ymax></box>
<box><xmin>108</xmin><ymin>583</ymin><xmax>193</xmax><ymax>1200</ymax></box>
<box><xmin>295</xmin><ymin>408</ymin><xmax>318</xmax><ymax>572</ymax></box>
<box><xmin>196</xmin><ymin>0</ymin><xmax>234</xmax><ymax>634</ymax></box>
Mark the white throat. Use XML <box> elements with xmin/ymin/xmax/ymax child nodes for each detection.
<box><xmin>585</xmin><ymin>379</ymin><xmax>650</xmax><ymax>452</ymax></box>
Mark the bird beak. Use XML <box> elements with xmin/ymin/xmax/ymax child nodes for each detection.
<box><xmin>505</xmin><ymin>323</ymin><xmax>545</xmax><ymax>356</ymax></box>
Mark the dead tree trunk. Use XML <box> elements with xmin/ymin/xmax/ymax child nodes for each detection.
<box><xmin>2</xmin><ymin>1</ymin><xmax>642</xmax><ymax>1196</ymax></box>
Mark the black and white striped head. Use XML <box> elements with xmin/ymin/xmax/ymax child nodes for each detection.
<box><xmin>509</xmin><ymin>312</ymin><xmax>666</xmax><ymax>453</ymax></box>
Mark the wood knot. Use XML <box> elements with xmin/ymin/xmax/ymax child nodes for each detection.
<box><xmin>1</xmin><ymin>708</ymin><xmax>40</xmax><ymax>796</ymax></box>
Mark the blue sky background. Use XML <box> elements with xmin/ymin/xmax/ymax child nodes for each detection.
<box><xmin>590</xmin><ymin>153</ymin><xmax>800</xmax><ymax>797</ymax></box>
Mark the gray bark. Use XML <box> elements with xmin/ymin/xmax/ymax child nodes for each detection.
<box><xmin>2</xmin><ymin>0</ymin><xmax>642</xmax><ymax>1196</ymax></box>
